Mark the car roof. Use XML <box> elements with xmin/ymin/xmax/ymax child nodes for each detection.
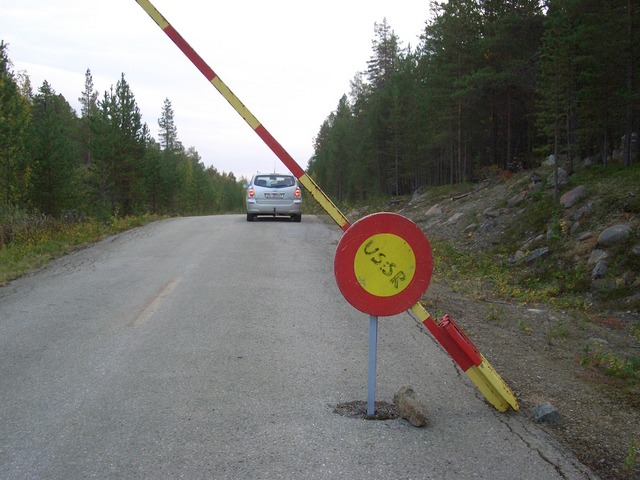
<box><xmin>253</xmin><ymin>172</ymin><xmax>294</xmax><ymax>177</ymax></box>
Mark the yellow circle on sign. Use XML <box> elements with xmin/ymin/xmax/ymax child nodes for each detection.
<box><xmin>354</xmin><ymin>233</ymin><xmax>416</xmax><ymax>298</ymax></box>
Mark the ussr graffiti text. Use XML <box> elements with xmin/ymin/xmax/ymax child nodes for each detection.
<box><xmin>363</xmin><ymin>240</ymin><xmax>407</xmax><ymax>289</ymax></box>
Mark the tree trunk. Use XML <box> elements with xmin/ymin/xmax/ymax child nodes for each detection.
<box><xmin>507</xmin><ymin>88</ymin><xmax>513</xmax><ymax>170</ymax></box>
<box><xmin>623</xmin><ymin>0</ymin><xmax>634</xmax><ymax>167</ymax></box>
<box><xmin>457</xmin><ymin>100</ymin><xmax>463</xmax><ymax>183</ymax></box>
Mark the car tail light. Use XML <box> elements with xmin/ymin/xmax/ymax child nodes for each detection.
<box><xmin>248</xmin><ymin>187</ymin><xmax>255</xmax><ymax>198</ymax></box>
<box><xmin>294</xmin><ymin>187</ymin><xmax>301</xmax><ymax>199</ymax></box>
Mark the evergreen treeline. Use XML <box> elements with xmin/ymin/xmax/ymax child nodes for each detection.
<box><xmin>308</xmin><ymin>0</ymin><xmax>639</xmax><ymax>202</ymax></box>
<box><xmin>0</xmin><ymin>41</ymin><xmax>245</xmax><ymax>221</ymax></box>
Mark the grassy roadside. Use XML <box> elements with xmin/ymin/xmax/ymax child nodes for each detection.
<box><xmin>0</xmin><ymin>212</ymin><xmax>166</xmax><ymax>286</ymax></box>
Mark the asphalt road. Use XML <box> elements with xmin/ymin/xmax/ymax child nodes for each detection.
<box><xmin>0</xmin><ymin>215</ymin><xmax>598</xmax><ymax>479</ymax></box>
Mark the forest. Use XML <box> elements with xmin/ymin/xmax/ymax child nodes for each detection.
<box><xmin>1</xmin><ymin>0</ymin><xmax>638</xmax><ymax>223</ymax></box>
<box><xmin>0</xmin><ymin>43</ymin><xmax>245</xmax><ymax>222</ymax></box>
<box><xmin>308</xmin><ymin>0</ymin><xmax>639</xmax><ymax>201</ymax></box>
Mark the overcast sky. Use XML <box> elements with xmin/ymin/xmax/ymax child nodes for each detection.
<box><xmin>1</xmin><ymin>0</ymin><xmax>430</xmax><ymax>180</ymax></box>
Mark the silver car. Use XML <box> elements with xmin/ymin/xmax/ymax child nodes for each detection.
<box><xmin>245</xmin><ymin>173</ymin><xmax>302</xmax><ymax>222</ymax></box>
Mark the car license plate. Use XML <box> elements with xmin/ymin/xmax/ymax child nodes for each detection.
<box><xmin>265</xmin><ymin>192</ymin><xmax>284</xmax><ymax>199</ymax></box>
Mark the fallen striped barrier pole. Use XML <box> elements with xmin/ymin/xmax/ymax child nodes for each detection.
<box><xmin>410</xmin><ymin>307</ymin><xmax>519</xmax><ymax>412</ymax></box>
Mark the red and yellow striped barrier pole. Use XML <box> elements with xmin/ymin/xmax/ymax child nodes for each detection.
<box><xmin>134</xmin><ymin>0</ymin><xmax>349</xmax><ymax>232</ymax></box>
<box><xmin>133</xmin><ymin>0</ymin><xmax>518</xmax><ymax>412</ymax></box>
<box><xmin>410</xmin><ymin>306</ymin><xmax>519</xmax><ymax>412</ymax></box>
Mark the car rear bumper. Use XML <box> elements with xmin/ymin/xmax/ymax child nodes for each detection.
<box><xmin>246</xmin><ymin>199</ymin><xmax>302</xmax><ymax>216</ymax></box>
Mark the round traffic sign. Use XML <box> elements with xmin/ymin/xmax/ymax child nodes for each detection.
<box><xmin>334</xmin><ymin>212</ymin><xmax>433</xmax><ymax>316</ymax></box>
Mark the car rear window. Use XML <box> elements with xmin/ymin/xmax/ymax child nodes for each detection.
<box><xmin>253</xmin><ymin>175</ymin><xmax>295</xmax><ymax>188</ymax></box>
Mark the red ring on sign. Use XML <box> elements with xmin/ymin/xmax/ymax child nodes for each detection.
<box><xmin>334</xmin><ymin>212</ymin><xmax>433</xmax><ymax>316</ymax></box>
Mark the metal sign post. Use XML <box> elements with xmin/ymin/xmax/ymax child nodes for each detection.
<box><xmin>367</xmin><ymin>315</ymin><xmax>378</xmax><ymax>416</ymax></box>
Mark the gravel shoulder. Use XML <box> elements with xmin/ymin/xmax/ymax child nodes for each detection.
<box><xmin>422</xmin><ymin>280</ymin><xmax>639</xmax><ymax>480</ymax></box>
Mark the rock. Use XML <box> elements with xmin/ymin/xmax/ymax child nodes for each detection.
<box><xmin>526</xmin><ymin>247</ymin><xmax>549</xmax><ymax>263</ymax></box>
<box><xmin>530</xmin><ymin>181</ymin><xmax>543</xmax><ymax>192</ymax></box>
<box><xmin>547</xmin><ymin>167</ymin><xmax>570</xmax><ymax>188</ymax></box>
<box><xmin>570</xmin><ymin>221</ymin><xmax>581</xmax><ymax>236</ymax></box>
<box><xmin>578</xmin><ymin>232</ymin><xmax>593</xmax><ymax>241</ymax></box>
<box><xmin>597</xmin><ymin>224</ymin><xmax>632</xmax><ymax>247</ymax></box>
<box><xmin>621</xmin><ymin>271</ymin><xmax>636</xmax><ymax>287</ymax></box>
<box><xmin>393</xmin><ymin>386</ymin><xmax>428</xmax><ymax>427</ymax></box>
<box><xmin>544</xmin><ymin>154</ymin><xmax>567</xmax><ymax>166</ymax></box>
<box><xmin>620</xmin><ymin>132</ymin><xmax>638</xmax><ymax>149</ymax></box>
<box><xmin>583</xmin><ymin>153</ymin><xmax>602</xmax><ymax>167</ymax></box>
<box><xmin>445</xmin><ymin>212</ymin><xmax>464</xmax><ymax>225</ymax></box>
<box><xmin>464</xmin><ymin>223</ymin><xmax>478</xmax><ymax>233</ymax></box>
<box><xmin>633</xmin><ymin>245</ymin><xmax>640</xmax><ymax>256</ymax></box>
<box><xmin>514</xmin><ymin>250</ymin><xmax>526</xmax><ymax>262</ymax></box>
<box><xmin>425</xmin><ymin>204</ymin><xmax>443</xmax><ymax>216</ymax></box>
<box><xmin>571</xmin><ymin>203</ymin><xmax>593</xmax><ymax>221</ymax></box>
<box><xmin>410</xmin><ymin>191</ymin><xmax>429</xmax><ymax>205</ymax></box>
<box><xmin>484</xmin><ymin>207</ymin><xmax>501</xmax><ymax>218</ymax></box>
<box><xmin>591</xmin><ymin>260</ymin><xmax>608</xmax><ymax>280</ymax></box>
<box><xmin>348</xmin><ymin>207</ymin><xmax>368</xmax><ymax>219</ymax></box>
<box><xmin>521</xmin><ymin>235</ymin><xmax>545</xmax><ymax>251</ymax></box>
<box><xmin>588</xmin><ymin>249</ymin><xmax>609</xmax><ymax>265</ymax></box>
<box><xmin>508</xmin><ymin>191</ymin><xmax>527</xmax><ymax>207</ymax></box>
<box><xmin>626</xmin><ymin>292</ymin><xmax>640</xmax><ymax>305</ymax></box>
<box><xmin>532</xmin><ymin>402</ymin><xmax>563</xmax><ymax>425</ymax></box>
<box><xmin>479</xmin><ymin>217</ymin><xmax>496</xmax><ymax>232</ymax></box>
<box><xmin>560</xmin><ymin>185</ymin><xmax>588</xmax><ymax>208</ymax></box>
<box><xmin>521</xmin><ymin>238</ymin><xmax>533</xmax><ymax>250</ymax></box>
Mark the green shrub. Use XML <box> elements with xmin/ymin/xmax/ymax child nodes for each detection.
<box><xmin>0</xmin><ymin>211</ymin><xmax>164</xmax><ymax>285</ymax></box>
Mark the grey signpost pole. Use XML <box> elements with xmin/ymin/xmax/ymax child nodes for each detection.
<box><xmin>367</xmin><ymin>315</ymin><xmax>378</xmax><ymax>416</ymax></box>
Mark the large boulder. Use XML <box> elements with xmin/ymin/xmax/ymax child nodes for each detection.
<box><xmin>560</xmin><ymin>185</ymin><xmax>588</xmax><ymax>208</ymax></box>
<box><xmin>548</xmin><ymin>167</ymin><xmax>570</xmax><ymax>188</ymax></box>
<box><xmin>598</xmin><ymin>225</ymin><xmax>632</xmax><ymax>247</ymax></box>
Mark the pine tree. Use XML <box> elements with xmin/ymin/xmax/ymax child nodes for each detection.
<box><xmin>91</xmin><ymin>74</ymin><xmax>148</xmax><ymax>214</ymax></box>
<box><xmin>0</xmin><ymin>41</ymin><xmax>31</xmax><ymax>205</ymax></box>
<box><xmin>158</xmin><ymin>98</ymin><xmax>182</xmax><ymax>152</ymax></box>
<box><xmin>367</xmin><ymin>19</ymin><xmax>400</xmax><ymax>90</ymax></box>
<box><xmin>622</xmin><ymin>0</ymin><xmax>639</xmax><ymax>166</ymax></box>
<box><xmin>78</xmin><ymin>68</ymin><xmax>98</xmax><ymax>165</ymax></box>
<box><xmin>368</xmin><ymin>19</ymin><xmax>402</xmax><ymax>193</ymax></box>
<box><xmin>420</xmin><ymin>0</ymin><xmax>483</xmax><ymax>183</ymax></box>
<box><xmin>28</xmin><ymin>81</ymin><xmax>79</xmax><ymax>215</ymax></box>
<box><xmin>476</xmin><ymin>0</ymin><xmax>544</xmax><ymax>170</ymax></box>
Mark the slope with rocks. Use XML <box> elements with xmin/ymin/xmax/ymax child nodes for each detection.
<box><xmin>344</xmin><ymin>162</ymin><xmax>640</xmax><ymax>480</ymax></box>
